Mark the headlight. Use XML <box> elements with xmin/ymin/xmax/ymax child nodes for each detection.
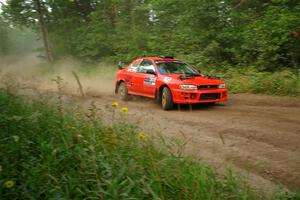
<box><xmin>218</xmin><ymin>84</ymin><xmax>226</xmax><ymax>88</ymax></box>
<box><xmin>179</xmin><ymin>84</ymin><xmax>197</xmax><ymax>90</ymax></box>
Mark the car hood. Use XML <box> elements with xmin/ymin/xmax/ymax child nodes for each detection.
<box><xmin>163</xmin><ymin>74</ymin><xmax>223</xmax><ymax>85</ymax></box>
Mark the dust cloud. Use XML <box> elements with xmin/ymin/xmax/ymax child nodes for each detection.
<box><xmin>0</xmin><ymin>55</ymin><xmax>117</xmax><ymax>97</ymax></box>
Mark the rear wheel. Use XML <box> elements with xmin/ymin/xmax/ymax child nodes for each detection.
<box><xmin>118</xmin><ymin>82</ymin><xmax>130</xmax><ymax>101</ymax></box>
<box><xmin>161</xmin><ymin>87</ymin><xmax>174</xmax><ymax>110</ymax></box>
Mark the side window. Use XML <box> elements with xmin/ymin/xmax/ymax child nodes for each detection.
<box><xmin>128</xmin><ymin>59</ymin><xmax>141</xmax><ymax>72</ymax></box>
<box><xmin>138</xmin><ymin>60</ymin><xmax>155</xmax><ymax>73</ymax></box>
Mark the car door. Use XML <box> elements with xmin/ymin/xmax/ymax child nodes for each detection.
<box><xmin>134</xmin><ymin>59</ymin><xmax>157</xmax><ymax>97</ymax></box>
<box><xmin>124</xmin><ymin>59</ymin><xmax>142</xmax><ymax>93</ymax></box>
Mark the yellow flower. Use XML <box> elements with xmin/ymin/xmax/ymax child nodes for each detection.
<box><xmin>0</xmin><ymin>165</ymin><xmax>2</xmax><ymax>173</ymax></box>
<box><xmin>121</xmin><ymin>107</ymin><xmax>128</xmax><ymax>113</ymax></box>
<box><xmin>138</xmin><ymin>133</ymin><xmax>146</xmax><ymax>140</ymax></box>
<box><xmin>111</xmin><ymin>102</ymin><xmax>119</xmax><ymax>109</ymax></box>
<box><xmin>5</xmin><ymin>180</ymin><xmax>15</xmax><ymax>188</ymax></box>
<box><xmin>52</xmin><ymin>148</ymin><xmax>58</xmax><ymax>157</ymax></box>
<box><xmin>75</xmin><ymin>112</ymin><xmax>81</xmax><ymax>118</ymax></box>
<box><xmin>73</xmin><ymin>134</ymin><xmax>83</xmax><ymax>143</ymax></box>
<box><xmin>107</xmin><ymin>138</ymin><xmax>118</xmax><ymax>146</ymax></box>
<box><xmin>65</xmin><ymin>125</ymin><xmax>75</xmax><ymax>129</ymax></box>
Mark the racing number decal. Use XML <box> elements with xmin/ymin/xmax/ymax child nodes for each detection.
<box><xmin>144</xmin><ymin>76</ymin><xmax>156</xmax><ymax>86</ymax></box>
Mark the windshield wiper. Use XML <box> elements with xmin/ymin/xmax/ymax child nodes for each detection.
<box><xmin>179</xmin><ymin>73</ymin><xmax>199</xmax><ymax>79</ymax></box>
<box><xmin>187</xmin><ymin>73</ymin><xmax>201</xmax><ymax>76</ymax></box>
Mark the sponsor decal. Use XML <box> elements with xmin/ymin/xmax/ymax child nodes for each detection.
<box><xmin>144</xmin><ymin>76</ymin><xmax>156</xmax><ymax>86</ymax></box>
<box><xmin>163</xmin><ymin>77</ymin><xmax>172</xmax><ymax>83</ymax></box>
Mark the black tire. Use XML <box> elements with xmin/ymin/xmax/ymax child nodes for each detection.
<box><xmin>161</xmin><ymin>87</ymin><xmax>174</xmax><ymax>110</ymax></box>
<box><xmin>118</xmin><ymin>82</ymin><xmax>130</xmax><ymax>101</ymax></box>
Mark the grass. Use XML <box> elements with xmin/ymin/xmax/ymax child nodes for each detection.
<box><xmin>0</xmin><ymin>90</ymin><xmax>299</xmax><ymax>199</ymax></box>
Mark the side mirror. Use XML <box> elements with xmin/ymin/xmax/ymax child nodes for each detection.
<box><xmin>118</xmin><ymin>61</ymin><xmax>125</xmax><ymax>70</ymax></box>
<box><xmin>146</xmin><ymin>69</ymin><xmax>156</xmax><ymax>75</ymax></box>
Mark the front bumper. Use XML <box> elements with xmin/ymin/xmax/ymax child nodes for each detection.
<box><xmin>172</xmin><ymin>88</ymin><xmax>228</xmax><ymax>104</ymax></box>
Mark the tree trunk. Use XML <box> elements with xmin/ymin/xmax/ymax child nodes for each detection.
<box><xmin>34</xmin><ymin>0</ymin><xmax>53</xmax><ymax>62</ymax></box>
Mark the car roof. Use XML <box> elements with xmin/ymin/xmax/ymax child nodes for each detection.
<box><xmin>140</xmin><ymin>56</ymin><xmax>179</xmax><ymax>61</ymax></box>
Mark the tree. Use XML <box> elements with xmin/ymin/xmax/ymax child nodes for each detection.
<box><xmin>3</xmin><ymin>0</ymin><xmax>55</xmax><ymax>61</ymax></box>
<box><xmin>34</xmin><ymin>0</ymin><xmax>53</xmax><ymax>62</ymax></box>
<box><xmin>2</xmin><ymin>0</ymin><xmax>299</xmax><ymax>70</ymax></box>
<box><xmin>0</xmin><ymin>17</ymin><xmax>10</xmax><ymax>55</ymax></box>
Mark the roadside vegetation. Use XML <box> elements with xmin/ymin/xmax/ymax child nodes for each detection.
<box><xmin>205</xmin><ymin>67</ymin><xmax>300</xmax><ymax>96</ymax></box>
<box><xmin>0</xmin><ymin>89</ymin><xmax>299</xmax><ymax>199</ymax></box>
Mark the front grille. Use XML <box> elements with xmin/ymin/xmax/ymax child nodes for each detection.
<box><xmin>200</xmin><ymin>93</ymin><xmax>220</xmax><ymax>100</ymax></box>
<box><xmin>198</xmin><ymin>85</ymin><xmax>218</xmax><ymax>90</ymax></box>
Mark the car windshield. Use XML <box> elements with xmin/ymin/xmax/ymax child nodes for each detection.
<box><xmin>156</xmin><ymin>61</ymin><xmax>199</xmax><ymax>75</ymax></box>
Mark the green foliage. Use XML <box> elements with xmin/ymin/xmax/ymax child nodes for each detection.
<box><xmin>0</xmin><ymin>17</ymin><xmax>10</xmax><ymax>55</ymax></box>
<box><xmin>1</xmin><ymin>0</ymin><xmax>300</xmax><ymax>70</ymax></box>
<box><xmin>1</xmin><ymin>90</ymin><xmax>298</xmax><ymax>199</ymax></box>
<box><xmin>205</xmin><ymin>67</ymin><xmax>300</xmax><ymax>96</ymax></box>
<box><xmin>235</xmin><ymin>1</ymin><xmax>300</xmax><ymax>70</ymax></box>
<box><xmin>0</xmin><ymin>16</ymin><xmax>39</xmax><ymax>56</ymax></box>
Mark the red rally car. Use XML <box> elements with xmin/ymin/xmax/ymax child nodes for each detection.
<box><xmin>115</xmin><ymin>56</ymin><xmax>228</xmax><ymax>110</ymax></box>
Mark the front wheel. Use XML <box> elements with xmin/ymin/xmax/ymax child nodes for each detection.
<box><xmin>118</xmin><ymin>82</ymin><xmax>130</xmax><ymax>101</ymax></box>
<box><xmin>161</xmin><ymin>87</ymin><xmax>174</xmax><ymax>110</ymax></box>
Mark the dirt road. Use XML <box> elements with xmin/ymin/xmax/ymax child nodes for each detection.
<box><xmin>68</xmin><ymin>92</ymin><xmax>300</xmax><ymax>193</ymax></box>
